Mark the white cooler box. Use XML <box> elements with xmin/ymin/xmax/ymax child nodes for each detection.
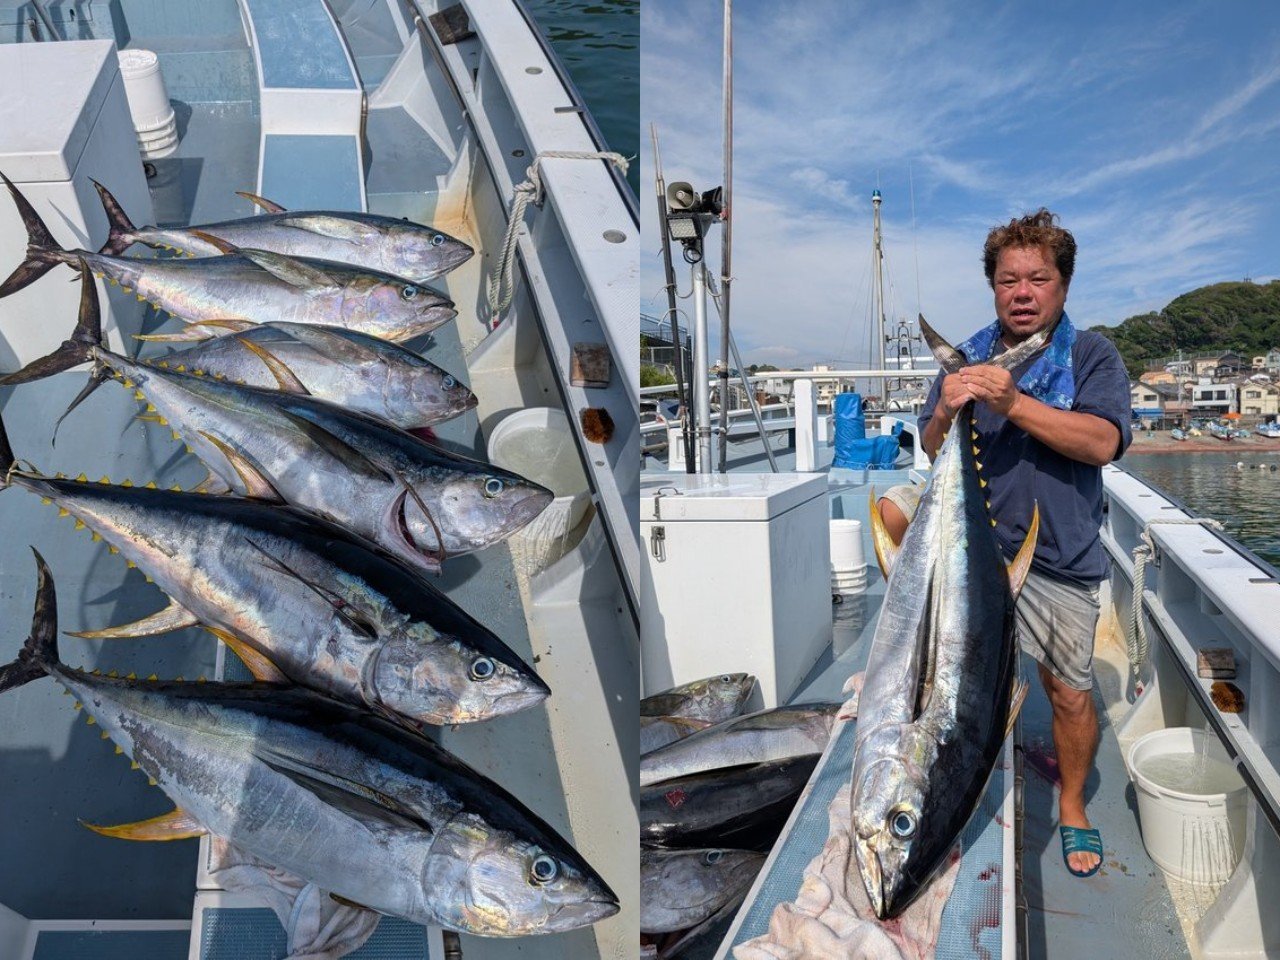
<box><xmin>640</xmin><ymin>472</ymin><xmax>833</xmax><ymax>708</ymax></box>
<box><xmin>0</xmin><ymin>39</ymin><xmax>154</xmax><ymax>366</ymax></box>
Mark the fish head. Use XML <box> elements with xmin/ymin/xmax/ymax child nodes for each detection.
<box><xmin>341</xmin><ymin>276</ymin><xmax>456</xmax><ymax>339</ymax></box>
<box><xmin>368</xmin><ymin>616</ymin><xmax>549</xmax><ymax>724</ymax></box>
<box><xmin>404</xmin><ymin>368</ymin><xmax>477</xmax><ymax>425</ymax></box>
<box><xmin>850</xmin><ymin>746</ymin><xmax>931</xmax><ymax>920</ymax></box>
<box><xmin>389</xmin><ymin>223</ymin><xmax>474</xmax><ymax>280</ymax></box>
<box><xmin>396</xmin><ymin>466</ymin><xmax>553</xmax><ymax>558</ymax></box>
<box><xmin>705</xmin><ymin>672</ymin><xmax>756</xmax><ymax>715</ymax></box>
<box><xmin>421</xmin><ymin>810</ymin><xmax>619</xmax><ymax>935</ymax></box>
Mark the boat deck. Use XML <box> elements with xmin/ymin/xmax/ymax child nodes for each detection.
<box><xmin>655</xmin><ymin>428</ymin><xmax>1193</xmax><ymax>959</ymax></box>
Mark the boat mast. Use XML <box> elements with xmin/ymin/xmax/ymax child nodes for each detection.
<box><xmin>871</xmin><ymin>188</ymin><xmax>888</xmax><ymax>393</ymax></box>
<box><xmin>716</xmin><ymin>0</ymin><xmax>733</xmax><ymax>472</ymax></box>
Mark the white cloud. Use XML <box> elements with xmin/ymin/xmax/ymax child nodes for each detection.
<box><xmin>642</xmin><ymin>1</ymin><xmax>1280</xmax><ymax>369</ymax></box>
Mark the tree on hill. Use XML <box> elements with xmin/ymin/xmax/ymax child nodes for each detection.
<box><xmin>1090</xmin><ymin>279</ymin><xmax>1280</xmax><ymax>377</ymax></box>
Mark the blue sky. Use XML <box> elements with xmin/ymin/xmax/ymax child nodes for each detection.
<box><xmin>641</xmin><ymin>1</ymin><xmax>1280</xmax><ymax>368</ymax></box>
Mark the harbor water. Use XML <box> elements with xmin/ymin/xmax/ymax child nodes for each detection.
<box><xmin>526</xmin><ymin>0</ymin><xmax>639</xmax><ymax>196</ymax></box>
<box><xmin>1125</xmin><ymin>451</ymin><xmax>1280</xmax><ymax>568</ymax></box>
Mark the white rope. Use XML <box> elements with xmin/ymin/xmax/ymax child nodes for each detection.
<box><xmin>485</xmin><ymin>150</ymin><xmax>631</xmax><ymax>321</ymax></box>
<box><xmin>1130</xmin><ymin>517</ymin><xmax>1224</xmax><ymax>678</ymax></box>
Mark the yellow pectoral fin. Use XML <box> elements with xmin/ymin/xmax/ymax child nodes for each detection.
<box><xmin>867</xmin><ymin>490</ymin><xmax>900</xmax><ymax>579</ymax></box>
<box><xmin>204</xmin><ymin>626</ymin><xmax>289</xmax><ymax>683</ymax></box>
<box><xmin>82</xmin><ymin>807</ymin><xmax>206</xmax><ymax>841</ymax></box>
<box><xmin>1006</xmin><ymin>502</ymin><xmax>1040</xmax><ymax>601</ymax></box>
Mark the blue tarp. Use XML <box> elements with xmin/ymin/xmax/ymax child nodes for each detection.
<box><xmin>834</xmin><ymin>393</ymin><xmax>900</xmax><ymax>468</ymax></box>
<box><xmin>834</xmin><ymin>434</ymin><xmax>901</xmax><ymax>469</ymax></box>
<box><xmin>833</xmin><ymin>392</ymin><xmax>866</xmax><ymax>446</ymax></box>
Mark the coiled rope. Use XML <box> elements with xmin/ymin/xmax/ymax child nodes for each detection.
<box><xmin>1129</xmin><ymin>517</ymin><xmax>1224</xmax><ymax>678</ymax></box>
<box><xmin>486</xmin><ymin>150</ymin><xmax>631</xmax><ymax>321</ymax></box>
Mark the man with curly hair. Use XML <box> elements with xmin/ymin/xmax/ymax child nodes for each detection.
<box><xmin>915</xmin><ymin>209</ymin><xmax>1132</xmax><ymax>878</ymax></box>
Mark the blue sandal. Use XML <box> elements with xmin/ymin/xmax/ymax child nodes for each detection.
<box><xmin>1059</xmin><ymin>825</ymin><xmax>1103</xmax><ymax>877</ymax></box>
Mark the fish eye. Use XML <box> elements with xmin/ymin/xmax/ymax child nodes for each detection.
<box><xmin>720</xmin><ymin>675</ymin><xmax>732</xmax><ymax>682</ymax></box>
<box><xmin>400</xmin><ymin>285</ymin><xmax>419</xmax><ymax>300</ymax></box>
<box><xmin>703</xmin><ymin>850</ymin><xmax>723</xmax><ymax>865</ymax></box>
<box><xmin>889</xmin><ymin>810</ymin><xmax>917</xmax><ymax>840</ymax></box>
<box><xmin>469</xmin><ymin>656</ymin><xmax>495</xmax><ymax>681</ymax></box>
<box><xmin>432</xmin><ymin>235</ymin><xmax>446</xmax><ymax>247</ymax></box>
<box><xmin>530</xmin><ymin>854</ymin><xmax>559</xmax><ymax>884</ymax></box>
<box><xmin>442</xmin><ymin>375</ymin><xmax>456</xmax><ymax>389</ymax></box>
<box><xmin>483</xmin><ymin>477</ymin><xmax>504</xmax><ymax>498</ymax></box>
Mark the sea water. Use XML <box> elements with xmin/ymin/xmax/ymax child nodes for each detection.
<box><xmin>1126</xmin><ymin>452</ymin><xmax>1280</xmax><ymax>567</ymax></box>
<box><xmin>525</xmin><ymin>0</ymin><xmax>639</xmax><ymax>196</ymax></box>
<box><xmin>1137</xmin><ymin>751</ymin><xmax>1243</xmax><ymax>796</ymax></box>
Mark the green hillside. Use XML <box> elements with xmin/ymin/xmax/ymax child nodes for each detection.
<box><xmin>1090</xmin><ymin>280</ymin><xmax>1280</xmax><ymax>377</ymax></box>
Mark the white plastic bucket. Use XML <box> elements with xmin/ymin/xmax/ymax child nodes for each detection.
<box><xmin>829</xmin><ymin>519</ymin><xmax>865</xmax><ymax>570</ymax></box>
<box><xmin>118</xmin><ymin>49</ymin><xmax>178</xmax><ymax>159</ymax></box>
<box><xmin>487</xmin><ymin>408</ymin><xmax>590</xmax><ymax>568</ymax></box>
<box><xmin>1128</xmin><ymin>727</ymin><xmax>1247</xmax><ymax>885</ymax></box>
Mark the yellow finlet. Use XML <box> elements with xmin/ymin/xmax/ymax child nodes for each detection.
<box><xmin>75</xmin><ymin>473</ymin><xmax>87</xmax><ymax>482</ymax></box>
<box><xmin>57</xmin><ymin>508</ymin><xmax>69</xmax><ymax>518</ymax></box>
<box><xmin>130</xmin><ymin>761</ymin><xmax>140</xmax><ymax>770</ymax></box>
<box><xmin>85</xmin><ymin>716</ymin><xmax>96</xmax><ymax>725</ymax></box>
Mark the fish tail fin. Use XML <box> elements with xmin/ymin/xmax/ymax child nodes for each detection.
<box><xmin>2</xmin><ymin>259</ymin><xmax>102</xmax><ymax>385</ymax></box>
<box><xmin>0</xmin><ymin>407</ymin><xmax>16</xmax><ymax>480</ymax></box>
<box><xmin>91</xmin><ymin>179</ymin><xmax>138</xmax><ymax>257</ymax></box>
<box><xmin>0</xmin><ymin>172</ymin><xmax>72</xmax><ymax>296</ymax></box>
<box><xmin>919</xmin><ymin>311</ymin><xmax>1060</xmax><ymax>374</ymax></box>
<box><xmin>918</xmin><ymin>313</ymin><xmax>966</xmax><ymax>373</ymax></box>
<box><xmin>1</xmin><ymin>261</ymin><xmax>108</xmax><ymax>443</ymax></box>
<box><xmin>0</xmin><ymin>549</ymin><xmax>59</xmax><ymax>694</ymax></box>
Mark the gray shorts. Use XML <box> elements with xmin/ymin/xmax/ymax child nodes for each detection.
<box><xmin>1016</xmin><ymin>569</ymin><xmax>1101</xmax><ymax>691</ymax></box>
<box><xmin>879</xmin><ymin>483</ymin><xmax>922</xmax><ymax>520</ymax></box>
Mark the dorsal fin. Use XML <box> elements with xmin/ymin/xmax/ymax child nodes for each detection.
<box><xmin>67</xmin><ymin>597</ymin><xmax>198</xmax><ymax>639</ymax></box>
<box><xmin>236</xmin><ymin>191</ymin><xmax>287</xmax><ymax>214</ymax></box>
<box><xmin>867</xmin><ymin>490</ymin><xmax>901</xmax><ymax>579</ymax></box>
<box><xmin>1007</xmin><ymin>502</ymin><xmax>1040</xmax><ymax>601</ymax></box>
<box><xmin>189</xmin><ymin>230</ymin><xmax>238</xmax><ymax>255</ymax></box>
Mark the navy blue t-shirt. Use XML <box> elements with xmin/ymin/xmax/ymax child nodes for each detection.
<box><xmin>917</xmin><ymin>329</ymin><xmax>1132</xmax><ymax>584</ymax></box>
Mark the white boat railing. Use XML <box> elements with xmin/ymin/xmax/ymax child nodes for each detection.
<box><xmin>642</xmin><ymin>368</ymin><xmax>938</xmax><ymax>471</ymax></box>
<box><xmin>1101</xmin><ymin>464</ymin><xmax>1280</xmax><ymax>954</ymax></box>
